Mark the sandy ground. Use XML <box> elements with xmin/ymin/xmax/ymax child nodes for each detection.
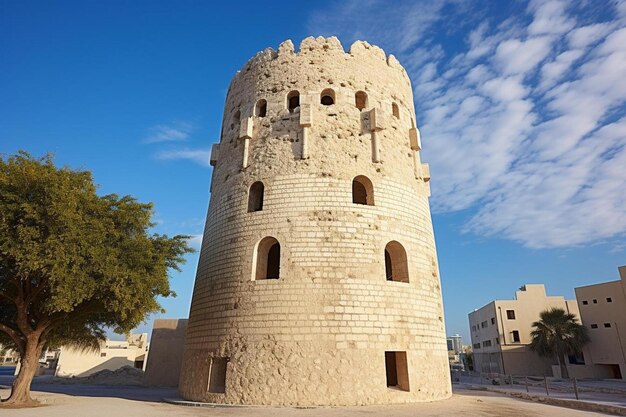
<box><xmin>0</xmin><ymin>386</ymin><xmax>611</xmax><ymax>417</ymax></box>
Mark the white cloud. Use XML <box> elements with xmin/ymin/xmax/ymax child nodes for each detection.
<box><xmin>155</xmin><ymin>148</ymin><xmax>211</xmax><ymax>166</ymax></box>
<box><xmin>144</xmin><ymin>122</ymin><xmax>193</xmax><ymax>143</ymax></box>
<box><xmin>187</xmin><ymin>234</ymin><xmax>203</xmax><ymax>249</ymax></box>
<box><xmin>308</xmin><ymin>0</ymin><xmax>626</xmax><ymax>248</ymax></box>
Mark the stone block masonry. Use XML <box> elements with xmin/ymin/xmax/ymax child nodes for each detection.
<box><xmin>178</xmin><ymin>36</ymin><xmax>451</xmax><ymax>406</ymax></box>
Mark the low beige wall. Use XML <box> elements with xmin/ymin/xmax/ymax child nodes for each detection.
<box><xmin>143</xmin><ymin>319</ymin><xmax>188</xmax><ymax>387</ymax></box>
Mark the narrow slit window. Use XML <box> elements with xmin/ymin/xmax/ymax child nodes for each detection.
<box><xmin>392</xmin><ymin>102</ymin><xmax>400</xmax><ymax>118</ymax></box>
<box><xmin>255</xmin><ymin>99</ymin><xmax>267</xmax><ymax>117</ymax></box>
<box><xmin>207</xmin><ymin>357</ymin><xmax>228</xmax><ymax>393</ymax></box>
<box><xmin>355</xmin><ymin>91</ymin><xmax>368</xmax><ymax>110</ymax></box>
<box><xmin>320</xmin><ymin>88</ymin><xmax>335</xmax><ymax>105</ymax></box>
<box><xmin>248</xmin><ymin>181</ymin><xmax>264</xmax><ymax>212</ymax></box>
<box><xmin>287</xmin><ymin>91</ymin><xmax>300</xmax><ymax>113</ymax></box>
<box><xmin>253</xmin><ymin>237</ymin><xmax>280</xmax><ymax>280</ymax></box>
<box><xmin>385</xmin><ymin>351</ymin><xmax>409</xmax><ymax>391</ymax></box>
<box><xmin>352</xmin><ymin>175</ymin><xmax>374</xmax><ymax>205</ymax></box>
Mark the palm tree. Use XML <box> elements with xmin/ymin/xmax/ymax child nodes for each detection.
<box><xmin>529</xmin><ymin>308</ymin><xmax>590</xmax><ymax>379</ymax></box>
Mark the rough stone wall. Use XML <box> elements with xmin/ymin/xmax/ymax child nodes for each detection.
<box><xmin>179</xmin><ymin>36</ymin><xmax>451</xmax><ymax>405</ymax></box>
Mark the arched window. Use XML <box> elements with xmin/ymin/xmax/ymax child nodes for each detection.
<box><xmin>352</xmin><ymin>175</ymin><xmax>374</xmax><ymax>206</ymax></box>
<box><xmin>385</xmin><ymin>241</ymin><xmax>409</xmax><ymax>283</ymax></box>
<box><xmin>255</xmin><ymin>99</ymin><xmax>267</xmax><ymax>117</ymax></box>
<box><xmin>248</xmin><ymin>181</ymin><xmax>264</xmax><ymax>212</ymax></box>
<box><xmin>287</xmin><ymin>91</ymin><xmax>300</xmax><ymax>113</ymax></box>
<box><xmin>231</xmin><ymin>110</ymin><xmax>241</xmax><ymax>130</ymax></box>
<box><xmin>392</xmin><ymin>102</ymin><xmax>400</xmax><ymax>118</ymax></box>
<box><xmin>320</xmin><ymin>88</ymin><xmax>335</xmax><ymax>106</ymax></box>
<box><xmin>355</xmin><ymin>91</ymin><xmax>368</xmax><ymax>110</ymax></box>
<box><xmin>253</xmin><ymin>237</ymin><xmax>280</xmax><ymax>280</ymax></box>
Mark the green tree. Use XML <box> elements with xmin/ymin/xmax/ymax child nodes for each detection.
<box><xmin>0</xmin><ymin>151</ymin><xmax>193</xmax><ymax>406</ymax></box>
<box><xmin>529</xmin><ymin>308</ymin><xmax>590</xmax><ymax>379</ymax></box>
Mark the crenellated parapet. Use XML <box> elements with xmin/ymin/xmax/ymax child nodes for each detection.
<box><xmin>210</xmin><ymin>36</ymin><xmax>429</xmax><ymax>198</ymax></box>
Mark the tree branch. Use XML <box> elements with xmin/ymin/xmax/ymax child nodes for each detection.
<box><xmin>0</xmin><ymin>322</ymin><xmax>25</xmax><ymax>354</ymax></box>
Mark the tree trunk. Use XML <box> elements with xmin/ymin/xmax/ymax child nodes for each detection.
<box><xmin>2</xmin><ymin>337</ymin><xmax>43</xmax><ymax>406</ymax></box>
<box><xmin>557</xmin><ymin>353</ymin><xmax>569</xmax><ymax>379</ymax></box>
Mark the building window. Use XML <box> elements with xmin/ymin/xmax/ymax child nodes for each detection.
<box><xmin>385</xmin><ymin>351</ymin><xmax>410</xmax><ymax>391</ymax></box>
<box><xmin>473</xmin><ymin>343</ymin><xmax>480</xmax><ymax>349</ymax></box>
<box><xmin>481</xmin><ymin>321</ymin><xmax>487</xmax><ymax>329</ymax></box>
<box><xmin>568</xmin><ymin>353</ymin><xmax>585</xmax><ymax>365</ymax></box>
<box><xmin>255</xmin><ymin>99</ymin><xmax>267</xmax><ymax>117</ymax></box>
<box><xmin>590</xmin><ymin>324</ymin><xmax>598</xmax><ymax>329</ymax></box>
<box><xmin>253</xmin><ymin>237</ymin><xmax>280</xmax><ymax>280</ymax></box>
<box><xmin>495</xmin><ymin>337</ymin><xmax>500</xmax><ymax>345</ymax></box>
<box><xmin>320</xmin><ymin>88</ymin><xmax>335</xmax><ymax>105</ymax></box>
<box><xmin>471</xmin><ymin>325</ymin><xmax>477</xmax><ymax>332</ymax></box>
<box><xmin>491</xmin><ymin>318</ymin><xmax>495</xmax><ymax>325</ymax></box>
<box><xmin>392</xmin><ymin>102</ymin><xmax>400</xmax><ymax>118</ymax></box>
<box><xmin>511</xmin><ymin>330</ymin><xmax>520</xmax><ymax>343</ymax></box>
<box><xmin>482</xmin><ymin>340</ymin><xmax>492</xmax><ymax>348</ymax></box>
<box><xmin>593</xmin><ymin>299</ymin><xmax>597</xmax><ymax>304</ymax></box>
<box><xmin>207</xmin><ymin>357</ymin><xmax>228</xmax><ymax>393</ymax></box>
<box><xmin>287</xmin><ymin>90</ymin><xmax>300</xmax><ymax>113</ymax></box>
<box><xmin>100</xmin><ymin>352</ymin><xmax>107</xmax><ymax>357</ymax></box>
<box><xmin>352</xmin><ymin>175</ymin><xmax>374</xmax><ymax>205</ymax></box>
<box><xmin>582</xmin><ymin>300</ymin><xmax>588</xmax><ymax>305</ymax></box>
<box><xmin>355</xmin><ymin>91</ymin><xmax>368</xmax><ymax>110</ymax></box>
<box><xmin>247</xmin><ymin>181</ymin><xmax>264</xmax><ymax>212</ymax></box>
<box><xmin>506</xmin><ymin>310</ymin><xmax>516</xmax><ymax>320</ymax></box>
<box><xmin>604</xmin><ymin>323</ymin><xmax>612</xmax><ymax>328</ymax></box>
<box><xmin>607</xmin><ymin>297</ymin><xmax>612</xmax><ymax>303</ymax></box>
<box><xmin>384</xmin><ymin>241</ymin><xmax>409</xmax><ymax>283</ymax></box>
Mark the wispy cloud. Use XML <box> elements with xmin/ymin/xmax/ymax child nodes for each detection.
<box><xmin>155</xmin><ymin>148</ymin><xmax>211</xmax><ymax>166</ymax></box>
<box><xmin>309</xmin><ymin>0</ymin><xmax>626</xmax><ymax>249</ymax></box>
<box><xmin>187</xmin><ymin>234</ymin><xmax>203</xmax><ymax>250</ymax></box>
<box><xmin>144</xmin><ymin>121</ymin><xmax>193</xmax><ymax>143</ymax></box>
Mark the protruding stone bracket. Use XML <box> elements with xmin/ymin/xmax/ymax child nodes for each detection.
<box><xmin>209</xmin><ymin>144</ymin><xmax>220</xmax><ymax>193</ymax></box>
<box><xmin>409</xmin><ymin>127</ymin><xmax>422</xmax><ymax>179</ymax></box>
<box><xmin>369</xmin><ymin>108</ymin><xmax>384</xmax><ymax>163</ymax></box>
<box><xmin>299</xmin><ymin>103</ymin><xmax>313</xmax><ymax>159</ymax></box>
<box><xmin>421</xmin><ymin>163</ymin><xmax>430</xmax><ymax>182</ymax></box>
<box><xmin>210</xmin><ymin>144</ymin><xmax>220</xmax><ymax>167</ymax></box>
<box><xmin>239</xmin><ymin>117</ymin><xmax>254</xmax><ymax>169</ymax></box>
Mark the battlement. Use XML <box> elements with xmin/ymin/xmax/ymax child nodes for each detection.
<box><xmin>239</xmin><ymin>36</ymin><xmax>407</xmax><ymax>78</ymax></box>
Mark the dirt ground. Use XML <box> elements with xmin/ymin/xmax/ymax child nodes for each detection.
<box><xmin>0</xmin><ymin>386</ymin><xmax>611</xmax><ymax>417</ymax></box>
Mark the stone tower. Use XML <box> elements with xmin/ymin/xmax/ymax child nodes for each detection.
<box><xmin>179</xmin><ymin>36</ymin><xmax>451</xmax><ymax>406</ymax></box>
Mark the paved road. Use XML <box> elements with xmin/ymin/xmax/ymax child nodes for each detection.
<box><xmin>0</xmin><ymin>384</ymin><xmax>613</xmax><ymax>417</ymax></box>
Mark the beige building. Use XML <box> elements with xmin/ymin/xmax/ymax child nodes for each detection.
<box><xmin>179</xmin><ymin>36</ymin><xmax>450</xmax><ymax>406</ymax></box>
<box><xmin>55</xmin><ymin>333</ymin><xmax>148</xmax><ymax>377</ymax></box>
<box><xmin>468</xmin><ymin>284</ymin><xmax>581</xmax><ymax>377</ymax></box>
<box><xmin>575</xmin><ymin>265</ymin><xmax>626</xmax><ymax>379</ymax></box>
<box><xmin>144</xmin><ymin>319</ymin><xmax>188</xmax><ymax>386</ymax></box>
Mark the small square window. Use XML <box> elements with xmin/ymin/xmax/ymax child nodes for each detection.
<box><xmin>506</xmin><ymin>310</ymin><xmax>516</xmax><ymax>320</ymax></box>
<box><xmin>100</xmin><ymin>352</ymin><xmax>107</xmax><ymax>357</ymax></box>
<box><xmin>582</xmin><ymin>300</ymin><xmax>588</xmax><ymax>305</ymax></box>
<box><xmin>593</xmin><ymin>299</ymin><xmax>597</xmax><ymax>304</ymax></box>
<box><xmin>512</xmin><ymin>330</ymin><xmax>520</xmax><ymax>342</ymax></box>
<box><xmin>590</xmin><ymin>324</ymin><xmax>598</xmax><ymax>329</ymax></box>
<box><xmin>607</xmin><ymin>297</ymin><xmax>612</xmax><ymax>303</ymax></box>
<box><xmin>604</xmin><ymin>323</ymin><xmax>612</xmax><ymax>328</ymax></box>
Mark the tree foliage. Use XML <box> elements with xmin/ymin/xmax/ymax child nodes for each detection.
<box><xmin>0</xmin><ymin>151</ymin><xmax>193</xmax><ymax>405</ymax></box>
<box><xmin>529</xmin><ymin>307</ymin><xmax>590</xmax><ymax>378</ymax></box>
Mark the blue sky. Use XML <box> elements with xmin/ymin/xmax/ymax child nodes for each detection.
<box><xmin>2</xmin><ymin>0</ymin><xmax>625</xmax><ymax>344</ymax></box>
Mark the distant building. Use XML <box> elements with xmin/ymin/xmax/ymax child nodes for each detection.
<box><xmin>575</xmin><ymin>266</ymin><xmax>626</xmax><ymax>379</ymax></box>
<box><xmin>447</xmin><ymin>334</ymin><xmax>463</xmax><ymax>354</ymax></box>
<box><xmin>468</xmin><ymin>284</ymin><xmax>580</xmax><ymax>377</ymax></box>
<box><xmin>54</xmin><ymin>333</ymin><xmax>148</xmax><ymax>377</ymax></box>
